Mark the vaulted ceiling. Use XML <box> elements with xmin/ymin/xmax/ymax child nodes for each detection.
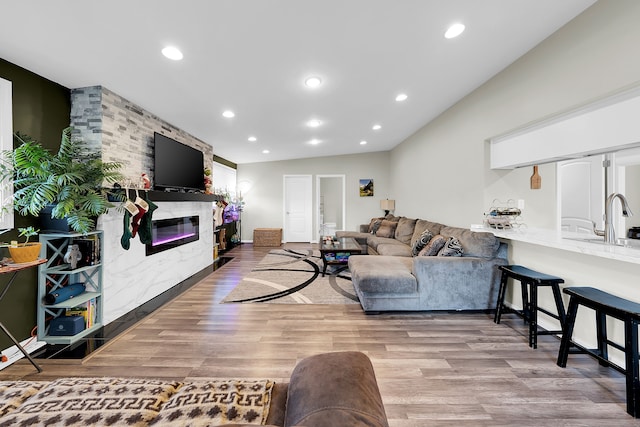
<box><xmin>0</xmin><ymin>0</ymin><xmax>596</xmax><ymax>164</ymax></box>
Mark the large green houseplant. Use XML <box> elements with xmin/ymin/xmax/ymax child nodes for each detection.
<box><xmin>1</xmin><ymin>127</ymin><xmax>124</xmax><ymax>234</ymax></box>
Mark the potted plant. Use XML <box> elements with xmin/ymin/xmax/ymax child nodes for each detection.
<box><xmin>7</xmin><ymin>226</ymin><xmax>41</xmax><ymax>263</ymax></box>
<box><xmin>1</xmin><ymin>127</ymin><xmax>124</xmax><ymax>234</ymax></box>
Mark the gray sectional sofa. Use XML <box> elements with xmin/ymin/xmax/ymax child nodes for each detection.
<box><xmin>337</xmin><ymin>216</ymin><xmax>508</xmax><ymax>313</ymax></box>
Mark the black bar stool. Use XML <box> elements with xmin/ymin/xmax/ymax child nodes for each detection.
<box><xmin>557</xmin><ymin>287</ymin><xmax>640</xmax><ymax>418</ymax></box>
<box><xmin>494</xmin><ymin>265</ymin><xmax>566</xmax><ymax>349</ymax></box>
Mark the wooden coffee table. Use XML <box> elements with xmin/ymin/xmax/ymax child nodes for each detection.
<box><xmin>319</xmin><ymin>237</ymin><xmax>363</xmax><ymax>276</ymax></box>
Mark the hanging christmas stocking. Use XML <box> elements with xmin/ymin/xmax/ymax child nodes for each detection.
<box><xmin>120</xmin><ymin>210</ymin><xmax>134</xmax><ymax>250</ymax></box>
<box><xmin>131</xmin><ymin>204</ymin><xmax>148</xmax><ymax>237</ymax></box>
<box><xmin>138</xmin><ymin>193</ymin><xmax>159</xmax><ymax>245</ymax></box>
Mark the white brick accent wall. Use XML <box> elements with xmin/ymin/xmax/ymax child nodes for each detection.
<box><xmin>71</xmin><ymin>85</ymin><xmax>213</xmax><ymax>189</ymax></box>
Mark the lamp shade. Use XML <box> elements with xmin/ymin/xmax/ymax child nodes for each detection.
<box><xmin>380</xmin><ymin>199</ymin><xmax>395</xmax><ymax>211</ymax></box>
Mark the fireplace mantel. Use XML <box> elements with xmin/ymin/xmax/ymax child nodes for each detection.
<box><xmin>146</xmin><ymin>191</ymin><xmax>221</xmax><ymax>202</ymax></box>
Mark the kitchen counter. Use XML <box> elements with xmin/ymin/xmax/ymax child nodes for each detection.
<box><xmin>484</xmin><ymin>226</ymin><xmax>640</xmax><ymax>265</ymax></box>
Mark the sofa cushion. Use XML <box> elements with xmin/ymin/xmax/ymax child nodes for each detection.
<box><xmin>418</xmin><ymin>234</ymin><xmax>446</xmax><ymax>256</ymax></box>
<box><xmin>411</xmin><ymin>228</ymin><xmax>433</xmax><ymax>256</ymax></box>
<box><xmin>285</xmin><ymin>352</ymin><xmax>388</xmax><ymax>427</ymax></box>
<box><xmin>410</xmin><ymin>219</ymin><xmax>445</xmax><ymax>246</ymax></box>
<box><xmin>375</xmin><ymin>220</ymin><xmax>397</xmax><ymax>238</ymax></box>
<box><xmin>376</xmin><ymin>243</ymin><xmax>413</xmax><ymax>257</ymax></box>
<box><xmin>440</xmin><ymin>226</ymin><xmax>500</xmax><ymax>258</ymax></box>
<box><xmin>348</xmin><ymin>255</ymin><xmax>416</xmax><ymax>293</ymax></box>
<box><xmin>438</xmin><ymin>236</ymin><xmax>463</xmax><ymax>257</ymax></box>
<box><xmin>366</xmin><ymin>235</ymin><xmax>405</xmax><ymax>252</ymax></box>
<box><xmin>394</xmin><ymin>217</ymin><xmax>417</xmax><ymax>245</ymax></box>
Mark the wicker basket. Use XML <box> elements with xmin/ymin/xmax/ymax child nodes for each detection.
<box><xmin>253</xmin><ymin>228</ymin><xmax>282</xmax><ymax>247</ymax></box>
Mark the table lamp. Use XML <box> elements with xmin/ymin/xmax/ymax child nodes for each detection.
<box><xmin>380</xmin><ymin>199</ymin><xmax>395</xmax><ymax>216</ymax></box>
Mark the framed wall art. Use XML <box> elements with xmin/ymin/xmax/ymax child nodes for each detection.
<box><xmin>359</xmin><ymin>179</ymin><xmax>374</xmax><ymax>197</ymax></box>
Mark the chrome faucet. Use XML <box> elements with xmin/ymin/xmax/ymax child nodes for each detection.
<box><xmin>598</xmin><ymin>193</ymin><xmax>634</xmax><ymax>244</ymax></box>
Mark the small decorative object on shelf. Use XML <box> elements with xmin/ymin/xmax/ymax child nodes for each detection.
<box><xmin>141</xmin><ymin>173</ymin><xmax>151</xmax><ymax>189</ymax></box>
<box><xmin>63</xmin><ymin>244</ymin><xmax>82</xmax><ymax>269</ymax></box>
<box><xmin>204</xmin><ymin>167</ymin><xmax>213</xmax><ymax>194</ymax></box>
<box><xmin>484</xmin><ymin>199</ymin><xmax>523</xmax><ymax>229</ymax></box>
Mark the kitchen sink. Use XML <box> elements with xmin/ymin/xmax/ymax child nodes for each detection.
<box><xmin>564</xmin><ymin>236</ymin><xmax>640</xmax><ymax>248</ymax></box>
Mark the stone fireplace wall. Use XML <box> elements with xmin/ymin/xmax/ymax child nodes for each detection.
<box><xmin>70</xmin><ymin>85</ymin><xmax>213</xmax><ymax>187</ymax></box>
<box><xmin>70</xmin><ymin>86</ymin><xmax>214</xmax><ymax>324</ymax></box>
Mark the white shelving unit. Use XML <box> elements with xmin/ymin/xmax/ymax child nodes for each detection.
<box><xmin>37</xmin><ymin>231</ymin><xmax>103</xmax><ymax>344</ymax></box>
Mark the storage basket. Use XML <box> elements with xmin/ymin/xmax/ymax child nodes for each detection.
<box><xmin>253</xmin><ymin>228</ymin><xmax>282</xmax><ymax>247</ymax></box>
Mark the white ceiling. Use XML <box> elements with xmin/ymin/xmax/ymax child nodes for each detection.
<box><xmin>0</xmin><ymin>0</ymin><xmax>596</xmax><ymax>164</ymax></box>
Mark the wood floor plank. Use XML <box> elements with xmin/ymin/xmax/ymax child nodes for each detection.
<box><xmin>1</xmin><ymin>242</ymin><xmax>639</xmax><ymax>425</ymax></box>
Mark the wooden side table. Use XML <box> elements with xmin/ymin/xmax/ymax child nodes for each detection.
<box><xmin>0</xmin><ymin>258</ymin><xmax>46</xmax><ymax>373</ymax></box>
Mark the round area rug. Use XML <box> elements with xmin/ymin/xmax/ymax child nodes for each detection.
<box><xmin>221</xmin><ymin>249</ymin><xmax>359</xmax><ymax>304</ymax></box>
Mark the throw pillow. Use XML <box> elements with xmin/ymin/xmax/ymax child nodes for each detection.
<box><xmin>438</xmin><ymin>236</ymin><xmax>464</xmax><ymax>257</ymax></box>
<box><xmin>440</xmin><ymin>226</ymin><xmax>499</xmax><ymax>258</ymax></box>
<box><xmin>375</xmin><ymin>220</ymin><xmax>398</xmax><ymax>238</ymax></box>
<box><xmin>418</xmin><ymin>234</ymin><xmax>446</xmax><ymax>256</ymax></box>
<box><xmin>411</xmin><ymin>229</ymin><xmax>433</xmax><ymax>256</ymax></box>
<box><xmin>368</xmin><ymin>218</ymin><xmax>383</xmax><ymax>234</ymax></box>
<box><xmin>394</xmin><ymin>217</ymin><xmax>417</xmax><ymax>245</ymax></box>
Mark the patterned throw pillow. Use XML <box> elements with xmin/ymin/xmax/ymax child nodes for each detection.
<box><xmin>418</xmin><ymin>234</ymin><xmax>446</xmax><ymax>256</ymax></box>
<box><xmin>411</xmin><ymin>229</ymin><xmax>433</xmax><ymax>256</ymax></box>
<box><xmin>438</xmin><ymin>236</ymin><xmax>464</xmax><ymax>257</ymax></box>
<box><xmin>375</xmin><ymin>220</ymin><xmax>398</xmax><ymax>238</ymax></box>
<box><xmin>368</xmin><ymin>218</ymin><xmax>383</xmax><ymax>234</ymax></box>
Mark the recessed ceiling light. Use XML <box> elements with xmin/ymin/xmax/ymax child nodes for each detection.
<box><xmin>262</xmin><ymin>149</ymin><xmax>270</xmax><ymax>154</ymax></box>
<box><xmin>306</xmin><ymin>119</ymin><xmax>322</xmax><ymax>128</ymax></box>
<box><xmin>305</xmin><ymin>76</ymin><xmax>322</xmax><ymax>88</ymax></box>
<box><xmin>309</xmin><ymin>139</ymin><xmax>321</xmax><ymax>145</ymax></box>
<box><xmin>445</xmin><ymin>23</ymin><xmax>465</xmax><ymax>39</ymax></box>
<box><xmin>248</xmin><ymin>136</ymin><xmax>257</xmax><ymax>142</ymax></box>
<box><xmin>222</xmin><ymin>110</ymin><xmax>235</xmax><ymax>118</ymax></box>
<box><xmin>395</xmin><ymin>93</ymin><xmax>408</xmax><ymax>102</ymax></box>
<box><xmin>360</xmin><ymin>140</ymin><xmax>367</xmax><ymax>145</ymax></box>
<box><xmin>372</xmin><ymin>124</ymin><xmax>382</xmax><ymax>131</ymax></box>
<box><xmin>161</xmin><ymin>46</ymin><xmax>183</xmax><ymax>61</ymax></box>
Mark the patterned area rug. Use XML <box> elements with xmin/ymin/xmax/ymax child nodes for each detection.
<box><xmin>0</xmin><ymin>378</ymin><xmax>273</xmax><ymax>426</ymax></box>
<box><xmin>221</xmin><ymin>249</ymin><xmax>359</xmax><ymax>304</ymax></box>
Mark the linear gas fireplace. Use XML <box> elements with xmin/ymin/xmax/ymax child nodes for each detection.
<box><xmin>146</xmin><ymin>216</ymin><xmax>200</xmax><ymax>256</ymax></box>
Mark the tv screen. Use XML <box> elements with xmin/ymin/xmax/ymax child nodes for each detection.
<box><xmin>154</xmin><ymin>132</ymin><xmax>205</xmax><ymax>192</ymax></box>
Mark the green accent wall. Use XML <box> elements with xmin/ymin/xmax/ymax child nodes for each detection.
<box><xmin>0</xmin><ymin>58</ymin><xmax>70</xmax><ymax>350</ymax></box>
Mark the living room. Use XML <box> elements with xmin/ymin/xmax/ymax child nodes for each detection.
<box><xmin>1</xmin><ymin>1</ymin><xmax>640</xmax><ymax>425</ymax></box>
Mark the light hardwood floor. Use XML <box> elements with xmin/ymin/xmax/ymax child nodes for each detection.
<box><xmin>2</xmin><ymin>243</ymin><xmax>639</xmax><ymax>426</ymax></box>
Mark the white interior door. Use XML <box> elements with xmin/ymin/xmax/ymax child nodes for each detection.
<box><xmin>283</xmin><ymin>175</ymin><xmax>312</xmax><ymax>242</ymax></box>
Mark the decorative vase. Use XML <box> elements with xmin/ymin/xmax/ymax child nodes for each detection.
<box><xmin>8</xmin><ymin>242</ymin><xmax>42</xmax><ymax>263</ymax></box>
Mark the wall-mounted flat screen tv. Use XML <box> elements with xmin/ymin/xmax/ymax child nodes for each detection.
<box><xmin>154</xmin><ymin>132</ymin><xmax>205</xmax><ymax>192</ymax></box>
